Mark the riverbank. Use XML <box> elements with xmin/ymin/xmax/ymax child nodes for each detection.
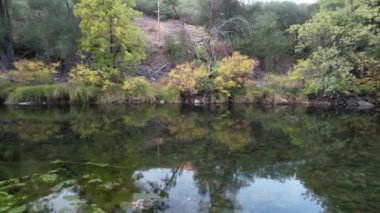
<box><xmin>0</xmin><ymin>82</ymin><xmax>377</xmax><ymax>110</ymax></box>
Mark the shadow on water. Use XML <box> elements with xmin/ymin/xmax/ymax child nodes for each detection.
<box><xmin>0</xmin><ymin>105</ymin><xmax>379</xmax><ymax>212</ymax></box>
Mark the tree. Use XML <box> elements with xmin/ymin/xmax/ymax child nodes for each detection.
<box><xmin>214</xmin><ymin>52</ymin><xmax>257</xmax><ymax>97</ymax></box>
<box><xmin>289</xmin><ymin>0</ymin><xmax>380</xmax><ymax>96</ymax></box>
<box><xmin>0</xmin><ymin>0</ymin><xmax>14</xmax><ymax>71</ymax></box>
<box><xmin>16</xmin><ymin>0</ymin><xmax>80</xmax><ymax>75</ymax></box>
<box><xmin>235</xmin><ymin>13</ymin><xmax>290</xmax><ymax>72</ymax></box>
<box><xmin>74</xmin><ymin>0</ymin><xmax>146</xmax><ymax>73</ymax></box>
<box><xmin>234</xmin><ymin>1</ymin><xmax>317</xmax><ymax>73</ymax></box>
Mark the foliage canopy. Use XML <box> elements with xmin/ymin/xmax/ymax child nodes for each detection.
<box><xmin>74</xmin><ymin>0</ymin><xmax>146</xmax><ymax>72</ymax></box>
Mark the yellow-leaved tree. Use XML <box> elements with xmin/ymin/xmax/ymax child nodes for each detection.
<box><xmin>74</xmin><ymin>0</ymin><xmax>146</xmax><ymax>74</ymax></box>
<box><xmin>214</xmin><ymin>52</ymin><xmax>257</xmax><ymax>96</ymax></box>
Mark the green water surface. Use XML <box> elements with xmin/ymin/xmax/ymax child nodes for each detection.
<box><xmin>0</xmin><ymin>105</ymin><xmax>379</xmax><ymax>212</ymax></box>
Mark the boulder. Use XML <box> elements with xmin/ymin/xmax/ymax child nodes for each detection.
<box><xmin>345</xmin><ymin>97</ymin><xmax>375</xmax><ymax>110</ymax></box>
<box><xmin>278</xmin><ymin>97</ymin><xmax>289</xmax><ymax>105</ymax></box>
<box><xmin>345</xmin><ymin>98</ymin><xmax>358</xmax><ymax>107</ymax></box>
<box><xmin>357</xmin><ymin>100</ymin><xmax>374</xmax><ymax>110</ymax></box>
<box><xmin>274</xmin><ymin>95</ymin><xmax>289</xmax><ymax>105</ymax></box>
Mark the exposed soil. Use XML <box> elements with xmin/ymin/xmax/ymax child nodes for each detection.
<box><xmin>133</xmin><ymin>16</ymin><xmax>207</xmax><ymax>80</ymax></box>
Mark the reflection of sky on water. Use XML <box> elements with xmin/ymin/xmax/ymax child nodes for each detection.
<box><xmin>30</xmin><ymin>187</ymin><xmax>81</xmax><ymax>212</ymax></box>
<box><xmin>136</xmin><ymin>168</ymin><xmax>323</xmax><ymax>213</ymax></box>
<box><xmin>237</xmin><ymin>178</ymin><xmax>323</xmax><ymax>213</ymax></box>
<box><xmin>134</xmin><ymin>168</ymin><xmax>210</xmax><ymax>211</ymax></box>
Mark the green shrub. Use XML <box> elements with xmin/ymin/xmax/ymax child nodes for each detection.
<box><xmin>7</xmin><ymin>84</ymin><xmax>69</xmax><ymax>104</ymax></box>
<box><xmin>97</xmin><ymin>84</ymin><xmax>127</xmax><ymax>104</ymax></box>
<box><xmin>263</xmin><ymin>73</ymin><xmax>302</xmax><ymax>98</ymax></box>
<box><xmin>214</xmin><ymin>52</ymin><xmax>258</xmax><ymax>97</ymax></box>
<box><xmin>233</xmin><ymin>85</ymin><xmax>275</xmax><ymax>104</ymax></box>
<box><xmin>166</xmin><ymin>63</ymin><xmax>209</xmax><ymax>96</ymax></box>
<box><xmin>68</xmin><ymin>64</ymin><xmax>103</xmax><ymax>86</ymax></box>
<box><xmin>234</xmin><ymin>13</ymin><xmax>290</xmax><ymax>73</ymax></box>
<box><xmin>122</xmin><ymin>77</ymin><xmax>156</xmax><ymax>103</ymax></box>
<box><xmin>156</xmin><ymin>85</ymin><xmax>181</xmax><ymax>103</ymax></box>
<box><xmin>69</xmin><ymin>85</ymin><xmax>100</xmax><ymax>104</ymax></box>
<box><xmin>210</xmin><ymin>93</ymin><xmax>229</xmax><ymax>104</ymax></box>
<box><xmin>0</xmin><ymin>81</ymin><xmax>15</xmax><ymax>103</ymax></box>
<box><xmin>163</xmin><ymin>32</ymin><xmax>190</xmax><ymax>63</ymax></box>
<box><xmin>299</xmin><ymin>48</ymin><xmax>359</xmax><ymax>98</ymax></box>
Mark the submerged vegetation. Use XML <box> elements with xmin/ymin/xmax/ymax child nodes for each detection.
<box><xmin>0</xmin><ymin>0</ymin><xmax>378</xmax><ymax>107</ymax></box>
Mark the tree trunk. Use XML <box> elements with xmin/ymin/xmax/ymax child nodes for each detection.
<box><xmin>0</xmin><ymin>0</ymin><xmax>14</xmax><ymax>71</ymax></box>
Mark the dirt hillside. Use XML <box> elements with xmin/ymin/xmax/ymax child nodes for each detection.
<box><xmin>133</xmin><ymin>16</ymin><xmax>207</xmax><ymax>80</ymax></box>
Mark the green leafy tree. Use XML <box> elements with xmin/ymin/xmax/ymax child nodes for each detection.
<box><xmin>214</xmin><ymin>52</ymin><xmax>257</xmax><ymax>97</ymax></box>
<box><xmin>235</xmin><ymin>13</ymin><xmax>290</xmax><ymax>72</ymax></box>
<box><xmin>15</xmin><ymin>0</ymin><xmax>80</xmax><ymax>74</ymax></box>
<box><xmin>302</xmin><ymin>47</ymin><xmax>358</xmax><ymax>97</ymax></box>
<box><xmin>74</xmin><ymin>0</ymin><xmax>146</xmax><ymax>73</ymax></box>
<box><xmin>289</xmin><ymin>0</ymin><xmax>380</xmax><ymax>96</ymax></box>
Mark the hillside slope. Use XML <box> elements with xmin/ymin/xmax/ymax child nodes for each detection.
<box><xmin>134</xmin><ymin>16</ymin><xmax>207</xmax><ymax>80</ymax></box>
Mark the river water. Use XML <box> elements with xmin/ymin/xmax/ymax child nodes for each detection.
<box><xmin>0</xmin><ymin>105</ymin><xmax>379</xmax><ymax>212</ymax></box>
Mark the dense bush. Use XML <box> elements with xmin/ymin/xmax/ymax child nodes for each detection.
<box><xmin>6</xmin><ymin>60</ymin><xmax>58</xmax><ymax>85</ymax></box>
<box><xmin>301</xmin><ymin>48</ymin><xmax>358</xmax><ymax>98</ymax></box>
<box><xmin>214</xmin><ymin>52</ymin><xmax>257</xmax><ymax>97</ymax></box>
<box><xmin>69</xmin><ymin>84</ymin><xmax>100</xmax><ymax>104</ymax></box>
<box><xmin>289</xmin><ymin>0</ymin><xmax>379</xmax><ymax>98</ymax></box>
<box><xmin>156</xmin><ymin>85</ymin><xmax>181</xmax><ymax>103</ymax></box>
<box><xmin>68</xmin><ymin>64</ymin><xmax>103</xmax><ymax>86</ymax></box>
<box><xmin>234</xmin><ymin>13</ymin><xmax>290</xmax><ymax>73</ymax></box>
<box><xmin>122</xmin><ymin>76</ymin><xmax>156</xmax><ymax>103</ymax></box>
<box><xmin>163</xmin><ymin>32</ymin><xmax>190</xmax><ymax>63</ymax></box>
<box><xmin>97</xmin><ymin>83</ymin><xmax>127</xmax><ymax>104</ymax></box>
<box><xmin>166</xmin><ymin>63</ymin><xmax>209</xmax><ymax>96</ymax></box>
<box><xmin>260</xmin><ymin>48</ymin><xmax>360</xmax><ymax>100</ymax></box>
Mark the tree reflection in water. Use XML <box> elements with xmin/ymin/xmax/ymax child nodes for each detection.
<box><xmin>0</xmin><ymin>105</ymin><xmax>378</xmax><ymax>212</ymax></box>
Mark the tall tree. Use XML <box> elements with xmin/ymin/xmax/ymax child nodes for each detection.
<box><xmin>235</xmin><ymin>12</ymin><xmax>290</xmax><ymax>72</ymax></box>
<box><xmin>16</xmin><ymin>0</ymin><xmax>80</xmax><ymax>75</ymax></box>
<box><xmin>74</xmin><ymin>0</ymin><xmax>146</xmax><ymax>73</ymax></box>
<box><xmin>0</xmin><ymin>0</ymin><xmax>14</xmax><ymax>71</ymax></box>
